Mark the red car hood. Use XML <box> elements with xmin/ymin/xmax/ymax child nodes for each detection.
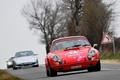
<box><xmin>52</xmin><ymin>46</ymin><xmax>91</xmax><ymax>63</ymax></box>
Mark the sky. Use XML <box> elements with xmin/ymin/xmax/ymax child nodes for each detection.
<box><xmin>0</xmin><ymin>0</ymin><xmax>120</xmax><ymax>69</ymax></box>
<box><xmin>0</xmin><ymin>0</ymin><xmax>46</xmax><ymax>69</ymax></box>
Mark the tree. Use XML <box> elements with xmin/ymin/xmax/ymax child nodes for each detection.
<box><xmin>115</xmin><ymin>37</ymin><xmax>120</xmax><ymax>51</ymax></box>
<box><xmin>22</xmin><ymin>0</ymin><xmax>67</xmax><ymax>54</ymax></box>
<box><xmin>80</xmin><ymin>0</ymin><xmax>115</xmax><ymax>49</ymax></box>
<box><xmin>61</xmin><ymin>0</ymin><xmax>84</xmax><ymax>36</ymax></box>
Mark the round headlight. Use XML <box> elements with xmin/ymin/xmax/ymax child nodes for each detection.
<box><xmin>52</xmin><ymin>55</ymin><xmax>62</xmax><ymax>62</ymax></box>
<box><xmin>7</xmin><ymin>61</ymin><xmax>13</xmax><ymax>65</ymax></box>
<box><xmin>88</xmin><ymin>50</ymin><xmax>96</xmax><ymax>57</ymax></box>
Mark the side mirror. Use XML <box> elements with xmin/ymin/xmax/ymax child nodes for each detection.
<box><xmin>93</xmin><ymin>44</ymin><xmax>98</xmax><ymax>48</ymax></box>
<box><xmin>11</xmin><ymin>57</ymin><xmax>15</xmax><ymax>59</ymax></box>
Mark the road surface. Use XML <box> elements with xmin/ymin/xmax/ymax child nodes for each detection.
<box><xmin>5</xmin><ymin>64</ymin><xmax>120</xmax><ymax>80</ymax></box>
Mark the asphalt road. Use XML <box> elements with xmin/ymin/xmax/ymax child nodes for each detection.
<box><xmin>5</xmin><ymin>64</ymin><xmax>120</xmax><ymax>80</ymax></box>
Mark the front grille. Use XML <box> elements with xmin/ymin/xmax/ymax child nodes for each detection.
<box><xmin>17</xmin><ymin>62</ymin><xmax>36</xmax><ymax>66</ymax></box>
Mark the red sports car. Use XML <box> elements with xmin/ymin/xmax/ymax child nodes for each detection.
<box><xmin>45</xmin><ymin>36</ymin><xmax>101</xmax><ymax>77</ymax></box>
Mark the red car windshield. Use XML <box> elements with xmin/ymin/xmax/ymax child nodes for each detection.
<box><xmin>51</xmin><ymin>38</ymin><xmax>90</xmax><ymax>52</ymax></box>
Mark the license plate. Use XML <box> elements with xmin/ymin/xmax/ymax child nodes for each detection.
<box><xmin>71</xmin><ymin>65</ymin><xmax>82</xmax><ymax>69</ymax></box>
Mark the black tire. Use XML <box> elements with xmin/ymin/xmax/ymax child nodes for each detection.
<box><xmin>46</xmin><ymin>65</ymin><xmax>57</xmax><ymax>77</ymax></box>
<box><xmin>88</xmin><ymin>60</ymin><xmax>101</xmax><ymax>72</ymax></box>
<box><xmin>46</xmin><ymin>67</ymin><xmax>50</xmax><ymax>77</ymax></box>
<box><xmin>13</xmin><ymin>66</ymin><xmax>17</xmax><ymax>70</ymax></box>
<box><xmin>46</xmin><ymin>60</ymin><xmax>57</xmax><ymax>77</ymax></box>
<box><xmin>13</xmin><ymin>61</ymin><xmax>18</xmax><ymax>70</ymax></box>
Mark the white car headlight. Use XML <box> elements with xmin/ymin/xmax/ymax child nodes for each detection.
<box><xmin>52</xmin><ymin>55</ymin><xmax>62</xmax><ymax>62</ymax></box>
<box><xmin>88</xmin><ymin>50</ymin><xmax>96</xmax><ymax>57</ymax></box>
<box><xmin>7</xmin><ymin>61</ymin><xmax>13</xmax><ymax>65</ymax></box>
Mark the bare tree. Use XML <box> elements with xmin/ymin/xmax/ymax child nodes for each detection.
<box><xmin>80</xmin><ymin>0</ymin><xmax>115</xmax><ymax>49</ymax></box>
<box><xmin>61</xmin><ymin>0</ymin><xmax>84</xmax><ymax>36</ymax></box>
<box><xmin>22</xmin><ymin>0</ymin><xmax>67</xmax><ymax>54</ymax></box>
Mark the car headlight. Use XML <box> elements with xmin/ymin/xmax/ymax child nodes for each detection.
<box><xmin>88</xmin><ymin>50</ymin><xmax>96</xmax><ymax>57</ymax></box>
<box><xmin>52</xmin><ymin>55</ymin><xmax>62</xmax><ymax>62</ymax></box>
<box><xmin>7</xmin><ymin>61</ymin><xmax>13</xmax><ymax>65</ymax></box>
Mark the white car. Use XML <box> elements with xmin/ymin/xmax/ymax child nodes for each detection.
<box><xmin>12</xmin><ymin>50</ymin><xmax>39</xmax><ymax>70</ymax></box>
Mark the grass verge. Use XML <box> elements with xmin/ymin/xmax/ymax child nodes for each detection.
<box><xmin>0</xmin><ymin>70</ymin><xmax>22</xmax><ymax>80</ymax></box>
<box><xmin>100</xmin><ymin>51</ymin><xmax>120</xmax><ymax>59</ymax></box>
<box><xmin>100</xmin><ymin>51</ymin><xmax>120</xmax><ymax>64</ymax></box>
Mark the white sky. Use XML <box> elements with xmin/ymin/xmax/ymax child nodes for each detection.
<box><xmin>0</xmin><ymin>0</ymin><xmax>120</xmax><ymax>69</ymax></box>
<box><xmin>0</xmin><ymin>0</ymin><xmax>46</xmax><ymax>69</ymax></box>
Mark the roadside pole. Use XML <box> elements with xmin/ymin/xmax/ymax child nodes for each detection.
<box><xmin>112</xmin><ymin>37</ymin><xmax>116</xmax><ymax>54</ymax></box>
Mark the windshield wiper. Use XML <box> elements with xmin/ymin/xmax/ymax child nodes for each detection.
<box><xmin>65</xmin><ymin>44</ymin><xmax>81</xmax><ymax>50</ymax></box>
<box><xmin>72</xmin><ymin>44</ymin><xmax>81</xmax><ymax>47</ymax></box>
<box><xmin>82</xmin><ymin>44</ymin><xmax>90</xmax><ymax>46</ymax></box>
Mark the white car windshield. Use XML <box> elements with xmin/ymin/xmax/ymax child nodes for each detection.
<box><xmin>15</xmin><ymin>51</ymin><xmax>34</xmax><ymax>57</ymax></box>
<box><xmin>52</xmin><ymin>38</ymin><xmax>90</xmax><ymax>52</ymax></box>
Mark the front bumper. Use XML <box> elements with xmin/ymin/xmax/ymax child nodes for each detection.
<box><xmin>15</xmin><ymin>62</ymin><xmax>38</xmax><ymax>67</ymax></box>
<box><xmin>7</xmin><ymin>64</ymin><xmax>13</xmax><ymax>68</ymax></box>
<box><xmin>49</xmin><ymin>59</ymin><xmax>99</xmax><ymax>72</ymax></box>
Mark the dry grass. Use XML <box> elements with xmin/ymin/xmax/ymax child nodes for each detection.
<box><xmin>0</xmin><ymin>70</ymin><xmax>22</xmax><ymax>80</ymax></box>
<box><xmin>100</xmin><ymin>51</ymin><xmax>120</xmax><ymax>64</ymax></box>
<box><xmin>101</xmin><ymin>59</ymin><xmax>120</xmax><ymax>64</ymax></box>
